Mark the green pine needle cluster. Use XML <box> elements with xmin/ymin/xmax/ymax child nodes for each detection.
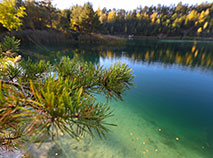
<box><xmin>0</xmin><ymin>37</ymin><xmax>135</xmax><ymax>151</ymax></box>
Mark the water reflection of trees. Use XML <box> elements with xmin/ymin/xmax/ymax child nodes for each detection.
<box><xmin>20</xmin><ymin>43</ymin><xmax>101</xmax><ymax>64</ymax></box>
<box><xmin>100</xmin><ymin>40</ymin><xmax>213</xmax><ymax>71</ymax></box>
<box><xmin>20</xmin><ymin>41</ymin><xmax>213</xmax><ymax>71</ymax></box>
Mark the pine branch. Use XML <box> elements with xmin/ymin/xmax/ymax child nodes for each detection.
<box><xmin>0</xmin><ymin>55</ymin><xmax>135</xmax><ymax>150</ymax></box>
<box><xmin>0</xmin><ymin>79</ymin><xmax>30</xmax><ymax>97</ymax></box>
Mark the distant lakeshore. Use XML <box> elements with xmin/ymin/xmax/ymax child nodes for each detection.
<box><xmin>1</xmin><ymin>30</ymin><xmax>213</xmax><ymax>46</ymax></box>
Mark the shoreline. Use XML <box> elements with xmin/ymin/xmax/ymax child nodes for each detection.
<box><xmin>1</xmin><ymin>30</ymin><xmax>213</xmax><ymax>47</ymax></box>
<box><xmin>110</xmin><ymin>34</ymin><xmax>213</xmax><ymax>41</ymax></box>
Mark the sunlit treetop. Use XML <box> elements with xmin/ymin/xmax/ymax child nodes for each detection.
<box><xmin>0</xmin><ymin>0</ymin><xmax>26</xmax><ymax>31</ymax></box>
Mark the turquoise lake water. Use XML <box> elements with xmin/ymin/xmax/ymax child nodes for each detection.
<box><xmin>20</xmin><ymin>40</ymin><xmax>213</xmax><ymax>158</ymax></box>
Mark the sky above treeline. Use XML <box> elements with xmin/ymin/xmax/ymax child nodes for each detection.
<box><xmin>52</xmin><ymin>0</ymin><xmax>212</xmax><ymax>10</ymax></box>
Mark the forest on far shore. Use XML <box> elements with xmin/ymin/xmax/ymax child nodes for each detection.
<box><xmin>0</xmin><ymin>0</ymin><xmax>213</xmax><ymax>37</ymax></box>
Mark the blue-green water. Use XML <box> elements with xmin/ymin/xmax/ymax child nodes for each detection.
<box><xmin>21</xmin><ymin>40</ymin><xmax>213</xmax><ymax>158</ymax></box>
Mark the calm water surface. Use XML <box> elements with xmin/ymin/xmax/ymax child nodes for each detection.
<box><xmin>21</xmin><ymin>40</ymin><xmax>213</xmax><ymax>158</ymax></box>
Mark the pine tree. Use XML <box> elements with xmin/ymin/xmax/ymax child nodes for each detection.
<box><xmin>70</xmin><ymin>2</ymin><xmax>100</xmax><ymax>32</ymax></box>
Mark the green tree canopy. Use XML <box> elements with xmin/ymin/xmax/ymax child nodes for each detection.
<box><xmin>1</xmin><ymin>0</ymin><xmax>212</xmax><ymax>37</ymax></box>
<box><xmin>70</xmin><ymin>2</ymin><xmax>100</xmax><ymax>32</ymax></box>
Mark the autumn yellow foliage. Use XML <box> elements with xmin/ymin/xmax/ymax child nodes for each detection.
<box><xmin>0</xmin><ymin>0</ymin><xmax>26</xmax><ymax>31</ymax></box>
